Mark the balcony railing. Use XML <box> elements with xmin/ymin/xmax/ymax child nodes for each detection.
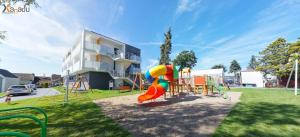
<box><xmin>129</xmin><ymin>67</ymin><xmax>141</xmax><ymax>74</ymax></box>
<box><xmin>84</xmin><ymin>61</ymin><xmax>100</xmax><ymax>69</ymax></box>
<box><xmin>126</xmin><ymin>55</ymin><xmax>141</xmax><ymax>62</ymax></box>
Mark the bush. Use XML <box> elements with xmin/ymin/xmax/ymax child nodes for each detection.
<box><xmin>44</xmin><ymin>83</ymin><xmax>49</xmax><ymax>88</ymax></box>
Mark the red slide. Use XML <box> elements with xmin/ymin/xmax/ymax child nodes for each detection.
<box><xmin>138</xmin><ymin>85</ymin><xmax>165</xmax><ymax>103</ymax></box>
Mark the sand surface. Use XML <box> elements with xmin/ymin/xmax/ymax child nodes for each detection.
<box><xmin>94</xmin><ymin>92</ymin><xmax>241</xmax><ymax>137</ymax></box>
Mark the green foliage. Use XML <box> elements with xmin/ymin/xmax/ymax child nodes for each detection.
<box><xmin>159</xmin><ymin>28</ymin><xmax>172</xmax><ymax>65</ymax></box>
<box><xmin>173</xmin><ymin>50</ymin><xmax>197</xmax><ymax>70</ymax></box>
<box><xmin>256</xmin><ymin>38</ymin><xmax>289</xmax><ymax>77</ymax></box>
<box><xmin>229</xmin><ymin>60</ymin><xmax>241</xmax><ymax>73</ymax></box>
<box><xmin>288</xmin><ymin>39</ymin><xmax>300</xmax><ymax>58</ymax></box>
<box><xmin>247</xmin><ymin>55</ymin><xmax>258</xmax><ymax>70</ymax></box>
<box><xmin>211</xmin><ymin>64</ymin><xmax>227</xmax><ymax>72</ymax></box>
<box><xmin>44</xmin><ymin>83</ymin><xmax>49</xmax><ymax>88</ymax></box>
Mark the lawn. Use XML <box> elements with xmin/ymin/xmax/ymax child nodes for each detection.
<box><xmin>0</xmin><ymin>92</ymin><xmax>5</xmax><ymax>96</ymax></box>
<box><xmin>0</xmin><ymin>87</ymin><xmax>142</xmax><ymax>137</ymax></box>
<box><xmin>2</xmin><ymin>87</ymin><xmax>300</xmax><ymax>137</ymax></box>
<box><xmin>214</xmin><ymin>88</ymin><xmax>300</xmax><ymax>137</ymax></box>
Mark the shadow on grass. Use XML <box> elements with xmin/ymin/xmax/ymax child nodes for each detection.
<box><xmin>213</xmin><ymin>102</ymin><xmax>300</xmax><ymax>137</ymax></box>
<box><xmin>0</xmin><ymin>102</ymin><xmax>131</xmax><ymax>137</ymax></box>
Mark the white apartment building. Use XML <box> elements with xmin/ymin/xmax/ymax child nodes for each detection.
<box><xmin>62</xmin><ymin>30</ymin><xmax>141</xmax><ymax>89</ymax></box>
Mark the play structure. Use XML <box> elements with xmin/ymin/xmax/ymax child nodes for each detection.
<box><xmin>0</xmin><ymin>107</ymin><xmax>48</xmax><ymax>137</ymax></box>
<box><xmin>138</xmin><ymin>65</ymin><xmax>179</xmax><ymax>103</ymax></box>
<box><xmin>69</xmin><ymin>75</ymin><xmax>91</xmax><ymax>92</ymax></box>
<box><xmin>193</xmin><ymin>75</ymin><xmax>229</xmax><ymax>98</ymax></box>
<box><xmin>138</xmin><ymin>65</ymin><xmax>230</xmax><ymax>103</ymax></box>
<box><xmin>178</xmin><ymin>68</ymin><xmax>194</xmax><ymax>94</ymax></box>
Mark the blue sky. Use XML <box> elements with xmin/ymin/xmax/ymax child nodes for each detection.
<box><xmin>0</xmin><ymin>0</ymin><xmax>300</xmax><ymax>76</ymax></box>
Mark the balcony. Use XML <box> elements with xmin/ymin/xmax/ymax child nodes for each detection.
<box><xmin>85</xmin><ymin>41</ymin><xmax>97</xmax><ymax>51</ymax></box>
<box><xmin>84</xmin><ymin>61</ymin><xmax>100</xmax><ymax>70</ymax></box>
<box><xmin>129</xmin><ymin>67</ymin><xmax>141</xmax><ymax>74</ymax></box>
<box><xmin>125</xmin><ymin>54</ymin><xmax>141</xmax><ymax>63</ymax></box>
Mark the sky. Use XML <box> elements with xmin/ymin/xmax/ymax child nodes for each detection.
<box><xmin>0</xmin><ymin>0</ymin><xmax>300</xmax><ymax>76</ymax></box>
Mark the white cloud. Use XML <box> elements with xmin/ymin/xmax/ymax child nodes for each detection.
<box><xmin>145</xmin><ymin>59</ymin><xmax>159</xmax><ymax>70</ymax></box>
<box><xmin>196</xmin><ymin>0</ymin><xmax>300</xmax><ymax>70</ymax></box>
<box><xmin>106</xmin><ymin>1</ymin><xmax>125</xmax><ymax>27</ymax></box>
<box><xmin>176</xmin><ymin>0</ymin><xmax>202</xmax><ymax>15</ymax></box>
<box><xmin>0</xmin><ymin>0</ymin><xmax>82</xmax><ymax>75</ymax></box>
<box><xmin>209</xmin><ymin>35</ymin><xmax>234</xmax><ymax>47</ymax></box>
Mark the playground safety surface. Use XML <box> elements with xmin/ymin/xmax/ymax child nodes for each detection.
<box><xmin>94</xmin><ymin>92</ymin><xmax>241</xmax><ymax>137</ymax></box>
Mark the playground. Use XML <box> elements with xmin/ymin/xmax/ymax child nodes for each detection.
<box><xmin>95</xmin><ymin>92</ymin><xmax>241</xmax><ymax>137</ymax></box>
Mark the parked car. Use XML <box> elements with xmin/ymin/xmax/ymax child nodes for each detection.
<box><xmin>6</xmin><ymin>85</ymin><xmax>32</xmax><ymax>95</ymax></box>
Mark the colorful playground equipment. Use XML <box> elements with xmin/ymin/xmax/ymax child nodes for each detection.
<box><xmin>0</xmin><ymin>107</ymin><xmax>48</xmax><ymax>137</ymax></box>
<box><xmin>178</xmin><ymin>68</ymin><xmax>194</xmax><ymax>94</ymax></box>
<box><xmin>138</xmin><ymin>65</ymin><xmax>230</xmax><ymax>103</ymax></box>
<box><xmin>193</xmin><ymin>75</ymin><xmax>229</xmax><ymax>98</ymax></box>
<box><xmin>138</xmin><ymin>65</ymin><xmax>179</xmax><ymax>103</ymax></box>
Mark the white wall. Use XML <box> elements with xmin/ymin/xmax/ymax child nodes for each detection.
<box><xmin>191</xmin><ymin>69</ymin><xmax>224</xmax><ymax>77</ymax></box>
<box><xmin>1</xmin><ymin>77</ymin><xmax>20</xmax><ymax>92</ymax></box>
<box><xmin>241</xmin><ymin>71</ymin><xmax>264</xmax><ymax>87</ymax></box>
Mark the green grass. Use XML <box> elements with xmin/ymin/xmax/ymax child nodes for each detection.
<box><xmin>0</xmin><ymin>87</ymin><xmax>142</xmax><ymax>137</ymax></box>
<box><xmin>214</xmin><ymin>88</ymin><xmax>300</xmax><ymax>137</ymax></box>
<box><xmin>0</xmin><ymin>92</ymin><xmax>5</xmax><ymax>96</ymax></box>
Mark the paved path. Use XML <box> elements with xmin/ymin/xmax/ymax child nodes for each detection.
<box><xmin>0</xmin><ymin>88</ymin><xmax>60</xmax><ymax>103</ymax></box>
<box><xmin>94</xmin><ymin>92</ymin><xmax>241</xmax><ymax>137</ymax></box>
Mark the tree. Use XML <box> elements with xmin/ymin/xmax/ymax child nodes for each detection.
<box><xmin>0</xmin><ymin>0</ymin><xmax>39</xmax><ymax>7</ymax></box>
<box><xmin>229</xmin><ymin>60</ymin><xmax>241</xmax><ymax>73</ymax></box>
<box><xmin>247</xmin><ymin>55</ymin><xmax>258</xmax><ymax>70</ymax></box>
<box><xmin>159</xmin><ymin>28</ymin><xmax>172</xmax><ymax>65</ymax></box>
<box><xmin>288</xmin><ymin>37</ymin><xmax>300</xmax><ymax>57</ymax></box>
<box><xmin>256</xmin><ymin>38</ymin><xmax>289</xmax><ymax>77</ymax></box>
<box><xmin>0</xmin><ymin>31</ymin><xmax>5</xmax><ymax>40</ymax></box>
<box><xmin>211</xmin><ymin>64</ymin><xmax>227</xmax><ymax>72</ymax></box>
<box><xmin>173</xmin><ymin>50</ymin><xmax>197</xmax><ymax>71</ymax></box>
<box><xmin>229</xmin><ymin>60</ymin><xmax>241</xmax><ymax>84</ymax></box>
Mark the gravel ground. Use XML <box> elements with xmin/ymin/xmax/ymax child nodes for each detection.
<box><xmin>94</xmin><ymin>92</ymin><xmax>241</xmax><ymax>137</ymax></box>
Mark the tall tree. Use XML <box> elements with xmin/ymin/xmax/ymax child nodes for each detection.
<box><xmin>288</xmin><ymin>37</ymin><xmax>300</xmax><ymax>57</ymax></box>
<box><xmin>173</xmin><ymin>50</ymin><xmax>197</xmax><ymax>71</ymax></box>
<box><xmin>229</xmin><ymin>60</ymin><xmax>241</xmax><ymax>74</ymax></box>
<box><xmin>286</xmin><ymin>38</ymin><xmax>300</xmax><ymax>74</ymax></box>
<box><xmin>159</xmin><ymin>28</ymin><xmax>172</xmax><ymax>65</ymax></box>
<box><xmin>256</xmin><ymin>38</ymin><xmax>289</xmax><ymax>77</ymax></box>
<box><xmin>211</xmin><ymin>64</ymin><xmax>227</xmax><ymax>72</ymax></box>
<box><xmin>229</xmin><ymin>60</ymin><xmax>241</xmax><ymax>84</ymax></box>
<box><xmin>247</xmin><ymin>55</ymin><xmax>258</xmax><ymax>70</ymax></box>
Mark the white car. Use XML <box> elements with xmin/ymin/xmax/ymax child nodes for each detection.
<box><xmin>6</xmin><ymin>85</ymin><xmax>32</xmax><ymax>95</ymax></box>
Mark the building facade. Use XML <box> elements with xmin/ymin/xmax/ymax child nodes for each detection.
<box><xmin>13</xmin><ymin>73</ymin><xmax>34</xmax><ymax>85</ymax></box>
<box><xmin>0</xmin><ymin>69</ymin><xmax>20</xmax><ymax>92</ymax></box>
<box><xmin>62</xmin><ymin>30</ymin><xmax>141</xmax><ymax>89</ymax></box>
